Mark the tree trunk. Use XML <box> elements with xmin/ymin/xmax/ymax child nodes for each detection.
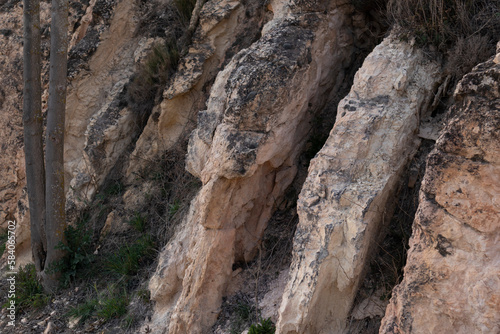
<box><xmin>22</xmin><ymin>0</ymin><xmax>47</xmax><ymax>273</ymax></box>
<box><xmin>43</xmin><ymin>0</ymin><xmax>68</xmax><ymax>291</ymax></box>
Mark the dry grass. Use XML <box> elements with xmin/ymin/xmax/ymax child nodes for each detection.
<box><xmin>388</xmin><ymin>0</ymin><xmax>500</xmax><ymax>49</ymax></box>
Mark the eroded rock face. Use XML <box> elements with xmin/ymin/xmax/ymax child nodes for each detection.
<box><xmin>148</xmin><ymin>0</ymin><xmax>360</xmax><ymax>332</ymax></box>
<box><xmin>277</xmin><ymin>35</ymin><xmax>441</xmax><ymax>334</ymax></box>
<box><xmin>64</xmin><ymin>0</ymin><xmax>142</xmax><ymax>209</ymax></box>
<box><xmin>125</xmin><ymin>0</ymin><xmax>268</xmax><ymax>181</ymax></box>
<box><xmin>380</xmin><ymin>45</ymin><xmax>500</xmax><ymax>334</ymax></box>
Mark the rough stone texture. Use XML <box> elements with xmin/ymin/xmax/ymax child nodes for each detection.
<box><xmin>64</xmin><ymin>0</ymin><xmax>142</xmax><ymax>209</ymax></box>
<box><xmin>147</xmin><ymin>1</ymin><xmax>359</xmax><ymax>333</ymax></box>
<box><xmin>277</xmin><ymin>35</ymin><xmax>441</xmax><ymax>334</ymax></box>
<box><xmin>126</xmin><ymin>0</ymin><xmax>268</xmax><ymax>181</ymax></box>
<box><xmin>380</xmin><ymin>45</ymin><xmax>500</xmax><ymax>334</ymax></box>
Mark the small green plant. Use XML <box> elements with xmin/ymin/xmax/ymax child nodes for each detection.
<box><xmin>248</xmin><ymin>318</ymin><xmax>276</xmax><ymax>334</ymax></box>
<box><xmin>67</xmin><ymin>285</ymin><xmax>128</xmax><ymax>324</ymax></box>
<box><xmin>105</xmin><ymin>236</ymin><xmax>156</xmax><ymax>276</ymax></box>
<box><xmin>127</xmin><ymin>212</ymin><xmax>147</xmax><ymax>232</ymax></box>
<box><xmin>96</xmin><ymin>289</ymin><xmax>129</xmax><ymax>321</ymax></box>
<box><xmin>67</xmin><ymin>295</ymin><xmax>99</xmax><ymax>323</ymax></box>
<box><xmin>168</xmin><ymin>199</ymin><xmax>181</xmax><ymax>218</ymax></box>
<box><xmin>230</xmin><ymin>301</ymin><xmax>258</xmax><ymax>334</ymax></box>
<box><xmin>48</xmin><ymin>214</ymin><xmax>94</xmax><ymax>286</ymax></box>
<box><xmin>4</xmin><ymin>264</ymin><xmax>49</xmax><ymax>314</ymax></box>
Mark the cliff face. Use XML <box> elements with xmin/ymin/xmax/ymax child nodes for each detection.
<box><xmin>380</xmin><ymin>44</ymin><xmax>500</xmax><ymax>334</ymax></box>
<box><xmin>1</xmin><ymin>0</ymin><xmax>499</xmax><ymax>333</ymax></box>
<box><xmin>277</xmin><ymin>34</ymin><xmax>441</xmax><ymax>334</ymax></box>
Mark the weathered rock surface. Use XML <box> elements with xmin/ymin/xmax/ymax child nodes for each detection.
<box><xmin>64</xmin><ymin>0</ymin><xmax>143</xmax><ymax>209</ymax></box>
<box><xmin>148</xmin><ymin>0</ymin><xmax>363</xmax><ymax>332</ymax></box>
<box><xmin>277</xmin><ymin>35</ymin><xmax>442</xmax><ymax>334</ymax></box>
<box><xmin>380</xmin><ymin>44</ymin><xmax>500</xmax><ymax>334</ymax></box>
<box><xmin>125</xmin><ymin>0</ymin><xmax>268</xmax><ymax>181</ymax></box>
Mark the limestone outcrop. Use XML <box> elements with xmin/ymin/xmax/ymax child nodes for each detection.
<box><xmin>64</xmin><ymin>0</ymin><xmax>142</xmax><ymax>209</ymax></box>
<box><xmin>276</xmin><ymin>35</ymin><xmax>441</xmax><ymax>333</ymax></box>
<box><xmin>147</xmin><ymin>0</ymin><xmax>365</xmax><ymax>332</ymax></box>
<box><xmin>380</xmin><ymin>44</ymin><xmax>500</xmax><ymax>334</ymax></box>
<box><xmin>125</xmin><ymin>0</ymin><xmax>268</xmax><ymax>181</ymax></box>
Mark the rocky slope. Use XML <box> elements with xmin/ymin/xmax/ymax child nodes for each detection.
<box><xmin>380</xmin><ymin>43</ymin><xmax>500</xmax><ymax>334</ymax></box>
<box><xmin>277</xmin><ymin>34</ymin><xmax>441</xmax><ymax>334</ymax></box>
<box><xmin>1</xmin><ymin>0</ymin><xmax>499</xmax><ymax>333</ymax></box>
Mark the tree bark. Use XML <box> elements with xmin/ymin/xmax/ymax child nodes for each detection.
<box><xmin>22</xmin><ymin>0</ymin><xmax>47</xmax><ymax>273</ymax></box>
<box><xmin>43</xmin><ymin>0</ymin><xmax>68</xmax><ymax>291</ymax></box>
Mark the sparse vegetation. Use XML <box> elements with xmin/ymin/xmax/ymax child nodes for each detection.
<box><xmin>127</xmin><ymin>40</ymin><xmax>180</xmax><ymax>110</ymax></box>
<box><xmin>388</xmin><ymin>0</ymin><xmax>500</xmax><ymax>82</ymax></box>
<box><xmin>388</xmin><ymin>0</ymin><xmax>500</xmax><ymax>49</ymax></box>
<box><xmin>5</xmin><ymin>264</ymin><xmax>49</xmax><ymax>314</ymax></box>
<box><xmin>67</xmin><ymin>284</ymin><xmax>128</xmax><ymax>324</ymax></box>
<box><xmin>48</xmin><ymin>213</ymin><xmax>94</xmax><ymax>287</ymax></box>
<box><xmin>173</xmin><ymin>0</ymin><xmax>197</xmax><ymax>24</ymax></box>
<box><xmin>105</xmin><ymin>235</ymin><xmax>156</xmax><ymax>277</ymax></box>
<box><xmin>248</xmin><ymin>318</ymin><xmax>276</xmax><ymax>334</ymax></box>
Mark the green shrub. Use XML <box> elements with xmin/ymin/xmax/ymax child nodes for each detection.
<box><xmin>127</xmin><ymin>212</ymin><xmax>147</xmax><ymax>232</ymax></box>
<box><xmin>105</xmin><ymin>236</ymin><xmax>156</xmax><ymax>276</ymax></box>
<box><xmin>248</xmin><ymin>318</ymin><xmax>276</xmax><ymax>334</ymax></box>
<box><xmin>67</xmin><ymin>285</ymin><xmax>128</xmax><ymax>324</ymax></box>
<box><xmin>67</xmin><ymin>295</ymin><xmax>98</xmax><ymax>323</ymax></box>
<box><xmin>5</xmin><ymin>264</ymin><xmax>49</xmax><ymax>314</ymax></box>
<box><xmin>96</xmin><ymin>289</ymin><xmax>129</xmax><ymax>320</ymax></box>
<box><xmin>48</xmin><ymin>214</ymin><xmax>94</xmax><ymax>286</ymax></box>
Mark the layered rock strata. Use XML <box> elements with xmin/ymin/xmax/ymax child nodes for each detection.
<box><xmin>148</xmin><ymin>0</ymin><xmax>362</xmax><ymax>332</ymax></box>
<box><xmin>277</xmin><ymin>35</ymin><xmax>441</xmax><ymax>333</ymax></box>
<box><xmin>380</xmin><ymin>44</ymin><xmax>500</xmax><ymax>334</ymax></box>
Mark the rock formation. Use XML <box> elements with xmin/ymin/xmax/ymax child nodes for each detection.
<box><xmin>276</xmin><ymin>34</ymin><xmax>441</xmax><ymax>334</ymax></box>
<box><xmin>380</xmin><ymin>43</ymin><xmax>500</xmax><ymax>334</ymax></box>
<box><xmin>147</xmin><ymin>0</ymin><xmax>370</xmax><ymax>332</ymax></box>
<box><xmin>1</xmin><ymin>0</ymin><xmax>499</xmax><ymax>333</ymax></box>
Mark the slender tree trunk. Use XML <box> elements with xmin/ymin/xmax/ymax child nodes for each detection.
<box><xmin>22</xmin><ymin>0</ymin><xmax>47</xmax><ymax>273</ymax></box>
<box><xmin>43</xmin><ymin>0</ymin><xmax>68</xmax><ymax>291</ymax></box>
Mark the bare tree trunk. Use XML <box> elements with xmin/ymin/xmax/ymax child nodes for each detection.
<box><xmin>22</xmin><ymin>0</ymin><xmax>47</xmax><ymax>273</ymax></box>
<box><xmin>43</xmin><ymin>0</ymin><xmax>68</xmax><ymax>291</ymax></box>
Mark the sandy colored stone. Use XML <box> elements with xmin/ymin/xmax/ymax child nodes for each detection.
<box><xmin>148</xmin><ymin>1</ymin><xmax>358</xmax><ymax>332</ymax></box>
<box><xmin>277</xmin><ymin>35</ymin><xmax>441</xmax><ymax>334</ymax></box>
<box><xmin>380</xmin><ymin>49</ymin><xmax>500</xmax><ymax>334</ymax></box>
<box><xmin>126</xmin><ymin>0</ymin><xmax>256</xmax><ymax>180</ymax></box>
<box><xmin>65</xmin><ymin>0</ymin><xmax>142</xmax><ymax>209</ymax></box>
